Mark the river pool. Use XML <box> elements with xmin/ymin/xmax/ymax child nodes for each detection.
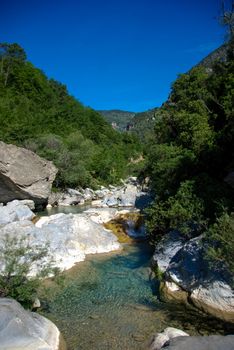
<box><xmin>40</xmin><ymin>239</ymin><xmax>231</xmax><ymax>350</ymax></box>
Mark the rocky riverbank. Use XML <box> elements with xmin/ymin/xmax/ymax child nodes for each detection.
<box><xmin>47</xmin><ymin>176</ymin><xmax>151</xmax><ymax>210</ymax></box>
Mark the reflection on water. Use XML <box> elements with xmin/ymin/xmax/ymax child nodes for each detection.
<box><xmin>41</xmin><ymin>243</ymin><xmax>232</xmax><ymax>350</ymax></box>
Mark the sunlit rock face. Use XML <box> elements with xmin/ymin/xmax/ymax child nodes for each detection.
<box><xmin>0</xmin><ymin>298</ymin><xmax>60</xmax><ymax>350</ymax></box>
<box><xmin>0</xmin><ymin>141</ymin><xmax>57</xmax><ymax>206</ymax></box>
<box><xmin>0</xmin><ymin>210</ymin><xmax>121</xmax><ymax>273</ymax></box>
<box><xmin>35</xmin><ymin>213</ymin><xmax>121</xmax><ymax>269</ymax></box>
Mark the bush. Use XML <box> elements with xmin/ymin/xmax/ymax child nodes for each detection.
<box><xmin>146</xmin><ymin>181</ymin><xmax>205</xmax><ymax>240</ymax></box>
<box><xmin>205</xmin><ymin>212</ymin><xmax>234</xmax><ymax>276</ymax></box>
<box><xmin>0</xmin><ymin>234</ymin><xmax>57</xmax><ymax>308</ymax></box>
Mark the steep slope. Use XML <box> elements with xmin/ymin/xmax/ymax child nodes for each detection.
<box><xmin>0</xmin><ymin>43</ymin><xmax>142</xmax><ymax>188</ymax></box>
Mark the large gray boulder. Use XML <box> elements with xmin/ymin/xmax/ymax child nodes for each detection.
<box><xmin>156</xmin><ymin>235</ymin><xmax>234</xmax><ymax>322</ymax></box>
<box><xmin>0</xmin><ymin>298</ymin><xmax>61</xmax><ymax>350</ymax></box>
<box><xmin>0</xmin><ymin>141</ymin><xmax>57</xmax><ymax>206</ymax></box>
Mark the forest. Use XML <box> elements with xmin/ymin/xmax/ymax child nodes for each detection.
<box><xmin>0</xmin><ymin>43</ymin><xmax>142</xmax><ymax>188</ymax></box>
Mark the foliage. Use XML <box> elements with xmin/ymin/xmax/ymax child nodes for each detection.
<box><xmin>205</xmin><ymin>212</ymin><xmax>234</xmax><ymax>276</ymax></box>
<box><xmin>145</xmin><ymin>37</ymin><xmax>234</xmax><ymax>274</ymax></box>
<box><xmin>0</xmin><ymin>234</ymin><xmax>57</xmax><ymax>308</ymax></box>
<box><xmin>146</xmin><ymin>181</ymin><xmax>205</xmax><ymax>239</ymax></box>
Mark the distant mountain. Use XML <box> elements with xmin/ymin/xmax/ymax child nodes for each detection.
<box><xmin>130</xmin><ymin>108</ymin><xmax>158</xmax><ymax>142</ymax></box>
<box><xmin>197</xmin><ymin>43</ymin><xmax>229</xmax><ymax>69</ymax></box>
<box><xmin>98</xmin><ymin>110</ymin><xmax>136</xmax><ymax>130</ymax></box>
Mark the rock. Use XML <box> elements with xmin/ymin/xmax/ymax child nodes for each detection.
<box><xmin>0</xmin><ymin>141</ymin><xmax>57</xmax><ymax>206</ymax></box>
<box><xmin>0</xmin><ymin>298</ymin><xmax>61</xmax><ymax>350</ymax></box>
<box><xmin>152</xmin><ymin>230</ymin><xmax>186</xmax><ymax>272</ymax></box>
<box><xmin>18</xmin><ymin>199</ymin><xmax>35</xmax><ymax>210</ymax></box>
<box><xmin>84</xmin><ymin>208</ymin><xmax>119</xmax><ymax>224</ymax></box>
<box><xmin>0</xmin><ymin>200</ymin><xmax>35</xmax><ymax>227</ymax></box>
<box><xmin>58</xmin><ymin>195</ymin><xmax>81</xmax><ymax>206</ymax></box>
<box><xmin>32</xmin><ymin>298</ymin><xmax>41</xmax><ymax>309</ymax></box>
<box><xmin>0</xmin><ymin>212</ymin><xmax>121</xmax><ymax>272</ymax></box>
<box><xmin>94</xmin><ymin>190</ymin><xmax>106</xmax><ymax>199</ymax></box>
<box><xmin>105</xmin><ymin>195</ymin><xmax>119</xmax><ymax>207</ymax></box>
<box><xmin>67</xmin><ymin>188</ymin><xmax>82</xmax><ymax>196</ymax></box>
<box><xmin>159</xmin><ymin>236</ymin><xmax>234</xmax><ymax>322</ymax></box>
<box><xmin>149</xmin><ymin>327</ymin><xmax>189</xmax><ymax>350</ymax></box>
<box><xmin>83</xmin><ymin>188</ymin><xmax>94</xmax><ymax>201</ymax></box>
<box><xmin>191</xmin><ymin>281</ymin><xmax>234</xmax><ymax>323</ymax></box>
<box><xmin>163</xmin><ymin>335</ymin><xmax>234</xmax><ymax>350</ymax></box>
<box><xmin>160</xmin><ymin>281</ymin><xmax>188</xmax><ymax>304</ymax></box>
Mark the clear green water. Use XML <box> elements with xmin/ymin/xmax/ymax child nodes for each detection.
<box><xmin>41</xmin><ymin>243</ymin><xmax>231</xmax><ymax>350</ymax></box>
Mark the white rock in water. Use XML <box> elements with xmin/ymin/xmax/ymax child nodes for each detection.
<box><xmin>150</xmin><ymin>327</ymin><xmax>189</xmax><ymax>350</ymax></box>
<box><xmin>0</xmin><ymin>298</ymin><xmax>60</xmax><ymax>350</ymax></box>
<box><xmin>0</xmin><ymin>200</ymin><xmax>35</xmax><ymax>227</ymax></box>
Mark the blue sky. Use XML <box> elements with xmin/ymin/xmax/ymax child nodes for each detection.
<box><xmin>0</xmin><ymin>0</ymin><xmax>228</xmax><ymax>112</ymax></box>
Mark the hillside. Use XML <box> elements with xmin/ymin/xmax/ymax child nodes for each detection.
<box><xmin>98</xmin><ymin>109</ymin><xmax>135</xmax><ymax>130</ymax></box>
<box><xmin>0</xmin><ymin>43</ymin><xmax>142</xmax><ymax>188</ymax></box>
<box><xmin>145</xmin><ymin>38</ymin><xmax>234</xmax><ymax>277</ymax></box>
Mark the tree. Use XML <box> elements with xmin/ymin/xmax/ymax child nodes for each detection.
<box><xmin>0</xmin><ymin>43</ymin><xmax>26</xmax><ymax>86</ymax></box>
<box><xmin>220</xmin><ymin>1</ymin><xmax>234</xmax><ymax>39</ymax></box>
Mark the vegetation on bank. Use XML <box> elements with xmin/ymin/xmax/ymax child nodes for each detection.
<box><xmin>145</xmin><ymin>34</ymin><xmax>234</xmax><ymax>275</ymax></box>
<box><xmin>0</xmin><ymin>234</ymin><xmax>58</xmax><ymax>308</ymax></box>
<box><xmin>0</xmin><ymin>43</ymin><xmax>142</xmax><ymax>188</ymax></box>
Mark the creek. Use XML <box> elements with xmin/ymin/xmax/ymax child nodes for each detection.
<box><xmin>39</xmin><ymin>207</ymin><xmax>230</xmax><ymax>350</ymax></box>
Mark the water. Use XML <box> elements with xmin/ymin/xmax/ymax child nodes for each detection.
<box><xmin>38</xmin><ymin>205</ymin><xmax>91</xmax><ymax>216</ymax></box>
<box><xmin>40</xmin><ymin>243</ymin><xmax>232</xmax><ymax>350</ymax></box>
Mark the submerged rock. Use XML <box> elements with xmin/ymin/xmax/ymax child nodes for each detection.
<box><xmin>0</xmin><ymin>298</ymin><xmax>61</xmax><ymax>350</ymax></box>
<box><xmin>0</xmin><ymin>141</ymin><xmax>57</xmax><ymax>207</ymax></box>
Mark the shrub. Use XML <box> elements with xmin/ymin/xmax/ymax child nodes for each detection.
<box><xmin>146</xmin><ymin>181</ymin><xmax>205</xmax><ymax>240</ymax></box>
<box><xmin>205</xmin><ymin>212</ymin><xmax>234</xmax><ymax>276</ymax></box>
<box><xmin>0</xmin><ymin>234</ymin><xmax>57</xmax><ymax>308</ymax></box>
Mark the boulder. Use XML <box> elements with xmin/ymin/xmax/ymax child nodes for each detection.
<box><xmin>0</xmin><ymin>200</ymin><xmax>35</xmax><ymax>227</ymax></box>
<box><xmin>191</xmin><ymin>281</ymin><xmax>234</xmax><ymax>323</ymax></box>
<box><xmin>152</xmin><ymin>230</ymin><xmax>187</xmax><ymax>272</ymax></box>
<box><xmin>84</xmin><ymin>208</ymin><xmax>119</xmax><ymax>224</ymax></box>
<box><xmin>162</xmin><ymin>335</ymin><xmax>234</xmax><ymax>350</ymax></box>
<box><xmin>0</xmin><ymin>211</ymin><xmax>121</xmax><ymax>272</ymax></box>
<box><xmin>0</xmin><ymin>141</ymin><xmax>57</xmax><ymax>206</ymax></box>
<box><xmin>157</xmin><ymin>235</ymin><xmax>234</xmax><ymax>322</ymax></box>
<box><xmin>149</xmin><ymin>327</ymin><xmax>189</xmax><ymax>350</ymax></box>
<box><xmin>0</xmin><ymin>298</ymin><xmax>61</xmax><ymax>350</ymax></box>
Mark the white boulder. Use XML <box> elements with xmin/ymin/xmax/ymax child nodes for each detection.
<box><xmin>0</xmin><ymin>298</ymin><xmax>60</xmax><ymax>350</ymax></box>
